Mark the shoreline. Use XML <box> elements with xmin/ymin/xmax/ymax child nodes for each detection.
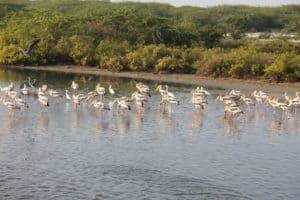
<box><xmin>1</xmin><ymin>65</ymin><xmax>300</xmax><ymax>93</ymax></box>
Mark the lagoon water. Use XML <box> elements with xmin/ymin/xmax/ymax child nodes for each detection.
<box><xmin>0</xmin><ymin>68</ymin><xmax>299</xmax><ymax>200</ymax></box>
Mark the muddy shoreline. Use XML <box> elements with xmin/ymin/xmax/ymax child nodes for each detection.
<box><xmin>1</xmin><ymin>65</ymin><xmax>299</xmax><ymax>93</ymax></box>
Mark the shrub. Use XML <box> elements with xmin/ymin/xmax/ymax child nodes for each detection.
<box><xmin>264</xmin><ymin>53</ymin><xmax>300</xmax><ymax>82</ymax></box>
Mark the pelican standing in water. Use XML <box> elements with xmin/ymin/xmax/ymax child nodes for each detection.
<box><xmin>136</xmin><ymin>82</ymin><xmax>151</xmax><ymax>96</ymax></box>
<box><xmin>14</xmin><ymin>96</ymin><xmax>29</xmax><ymax>108</ymax></box>
<box><xmin>110</xmin><ymin>98</ymin><xmax>131</xmax><ymax>111</ymax></box>
<box><xmin>38</xmin><ymin>94</ymin><xmax>50</xmax><ymax>107</ymax></box>
<box><xmin>109</xmin><ymin>84</ymin><xmax>115</xmax><ymax>95</ymax></box>
<box><xmin>65</xmin><ymin>90</ymin><xmax>71</xmax><ymax>100</ymax></box>
<box><xmin>71</xmin><ymin>81</ymin><xmax>79</xmax><ymax>93</ymax></box>
<box><xmin>21</xmin><ymin>84</ymin><xmax>31</xmax><ymax>95</ymax></box>
<box><xmin>0</xmin><ymin>82</ymin><xmax>14</xmax><ymax>94</ymax></box>
<box><xmin>131</xmin><ymin>91</ymin><xmax>148</xmax><ymax>109</ymax></box>
<box><xmin>95</xmin><ymin>83</ymin><xmax>105</xmax><ymax>99</ymax></box>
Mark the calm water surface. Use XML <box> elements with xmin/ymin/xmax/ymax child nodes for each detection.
<box><xmin>0</xmin><ymin>69</ymin><xmax>299</xmax><ymax>200</ymax></box>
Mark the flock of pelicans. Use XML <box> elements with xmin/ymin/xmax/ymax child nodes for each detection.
<box><xmin>0</xmin><ymin>77</ymin><xmax>300</xmax><ymax>119</ymax></box>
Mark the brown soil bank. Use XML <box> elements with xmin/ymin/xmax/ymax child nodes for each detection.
<box><xmin>2</xmin><ymin>65</ymin><xmax>300</xmax><ymax>94</ymax></box>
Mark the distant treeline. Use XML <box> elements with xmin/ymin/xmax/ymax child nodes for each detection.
<box><xmin>0</xmin><ymin>0</ymin><xmax>299</xmax><ymax>82</ymax></box>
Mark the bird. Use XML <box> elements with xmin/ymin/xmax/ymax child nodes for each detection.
<box><xmin>48</xmin><ymin>89</ymin><xmax>61</xmax><ymax>97</ymax></box>
<box><xmin>21</xmin><ymin>84</ymin><xmax>31</xmax><ymax>95</ymax></box>
<box><xmin>19</xmin><ymin>39</ymin><xmax>40</xmax><ymax>58</ymax></box>
<box><xmin>38</xmin><ymin>94</ymin><xmax>50</xmax><ymax>107</ymax></box>
<box><xmin>136</xmin><ymin>82</ymin><xmax>151</xmax><ymax>96</ymax></box>
<box><xmin>95</xmin><ymin>83</ymin><xmax>105</xmax><ymax>96</ymax></box>
<box><xmin>109</xmin><ymin>85</ymin><xmax>115</xmax><ymax>95</ymax></box>
<box><xmin>65</xmin><ymin>90</ymin><xmax>71</xmax><ymax>100</ymax></box>
<box><xmin>110</xmin><ymin>98</ymin><xmax>131</xmax><ymax>111</ymax></box>
<box><xmin>0</xmin><ymin>82</ymin><xmax>14</xmax><ymax>94</ymax></box>
<box><xmin>14</xmin><ymin>96</ymin><xmax>29</xmax><ymax>108</ymax></box>
<box><xmin>131</xmin><ymin>91</ymin><xmax>148</xmax><ymax>108</ymax></box>
<box><xmin>91</xmin><ymin>100</ymin><xmax>110</xmax><ymax>110</ymax></box>
<box><xmin>71</xmin><ymin>81</ymin><xmax>79</xmax><ymax>93</ymax></box>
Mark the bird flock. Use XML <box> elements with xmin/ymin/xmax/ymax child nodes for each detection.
<box><xmin>0</xmin><ymin>77</ymin><xmax>299</xmax><ymax>120</ymax></box>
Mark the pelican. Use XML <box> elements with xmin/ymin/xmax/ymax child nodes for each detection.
<box><xmin>41</xmin><ymin>84</ymin><xmax>48</xmax><ymax>92</ymax></box>
<box><xmin>95</xmin><ymin>83</ymin><xmax>105</xmax><ymax>97</ymax></box>
<box><xmin>8</xmin><ymin>90</ymin><xmax>18</xmax><ymax>99</ymax></box>
<box><xmin>71</xmin><ymin>81</ymin><xmax>79</xmax><ymax>92</ymax></box>
<box><xmin>296</xmin><ymin>92</ymin><xmax>300</xmax><ymax>99</ymax></box>
<box><xmin>131</xmin><ymin>91</ymin><xmax>148</xmax><ymax>108</ymax></box>
<box><xmin>164</xmin><ymin>85</ymin><xmax>176</xmax><ymax>99</ymax></box>
<box><xmin>72</xmin><ymin>94</ymin><xmax>81</xmax><ymax>109</ymax></box>
<box><xmin>14</xmin><ymin>96</ymin><xmax>29</xmax><ymax>108</ymax></box>
<box><xmin>193</xmin><ymin>86</ymin><xmax>210</xmax><ymax>97</ymax></box>
<box><xmin>37</xmin><ymin>88</ymin><xmax>46</xmax><ymax>96</ymax></box>
<box><xmin>110</xmin><ymin>98</ymin><xmax>131</xmax><ymax>110</ymax></box>
<box><xmin>3</xmin><ymin>100</ymin><xmax>20</xmax><ymax>110</ymax></box>
<box><xmin>191</xmin><ymin>93</ymin><xmax>207</xmax><ymax>109</ymax></box>
<box><xmin>156</xmin><ymin>85</ymin><xmax>167</xmax><ymax>95</ymax></box>
<box><xmin>22</xmin><ymin>84</ymin><xmax>30</xmax><ymax>95</ymax></box>
<box><xmin>241</xmin><ymin>95</ymin><xmax>255</xmax><ymax>107</ymax></box>
<box><xmin>109</xmin><ymin>85</ymin><xmax>115</xmax><ymax>95</ymax></box>
<box><xmin>136</xmin><ymin>82</ymin><xmax>151</xmax><ymax>96</ymax></box>
<box><xmin>38</xmin><ymin>94</ymin><xmax>49</xmax><ymax>107</ymax></box>
<box><xmin>216</xmin><ymin>95</ymin><xmax>240</xmax><ymax>102</ymax></box>
<box><xmin>91</xmin><ymin>100</ymin><xmax>110</xmax><ymax>110</ymax></box>
<box><xmin>19</xmin><ymin>39</ymin><xmax>40</xmax><ymax>58</ymax></box>
<box><xmin>85</xmin><ymin>90</ymin><xmax>98</xmax><ymax>102</ymax></box>
<box><xmin>224</xmin><ymin>105</ymin><xmax>244</xmax><ymax>118</ymax></box>
<box><xmin>65</xmin><ymin>90</ymin><xmax>71</xmax><ymax>100</ymax></box>
<box><xmin>0</xmin><ymin>82</ymin><xmax>14</xmax><ymax>93</ymax></box>
<box><xmin>48</xmin><ymin>89</ymin><xmax>61</xmax><ymax>97</ymax></box>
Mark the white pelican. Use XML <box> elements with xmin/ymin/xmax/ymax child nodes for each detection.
<box><xmin>91</xmin><ymin>100</ymin><xmax>110</xmax><ymax>110</ymax></box>
<box><xmin>0</xmin><ymin>82</ymin><xmax>14</xmax><ymax>93</ymax></box>
<box><xmin>156</xmin><ymin>85</ymin><xmax>167</xmax><ymax>95</ymax></box>
<box><xmin>110</xmin><ymin>98</ymin><xmax>131</xmax><ymax>110</ymax></box>
<box><xmin>71</xmin><ymin>81</ymin><xmax>79</xmax><ymax>92</ymax></box>
<box><xmin>38</xmin><ymin>94</ymin><xmax>49</xmax><ymax>107</ymax></box>
<box><xmin>241</xmin><ymin>95</ymin><xmax>255</xmax><ymax>107</ymax></box>
<box><xmin>8</xmin><ymin>90</ymin><xmax>18</xmax><ymax>99</ymax></box>
<box><xmin>109</xmin><ymin>85</ymin><xmax>115</xmax><ymax>95</ymax></box>
<box><xmin>136</xmin><ymin>82</ymin><xmax>150</xmax><ymax>96</ymax></box>
<box><xmin>14</xmin><ymin>96</ymin><xmax>29</xmax><ymax>108</ymax></box>
<box><xmin>22</xmin><ymin>84</ymin><xmax>30</xmax><ymax>95</ymax></box>
<box><xmin>72</xmin><ymin>94</ymin><xmax>82</xmax><ymax>109</ymax></box>
<box><xmin>48</xmin><ymin>89</ymin><xmax>61</xmax><ymax>97</ymax></box>
<box><xmin>41</xmin><ymin>84</ymin><xmax>48</xmax><ymax>92</ymax></box>
<box><xmin>3</xmin><ymin>100</ymin><xmax>20</xmax><ymax>110</ymax></box>
<box><xmin>224</xmin><ymin>105</ymin><xmax>244</xmax><ymax>118</ymax></box>
<box><xmin>131</xmin><ymin>91</ymin><xmax>148</xmax><ymax>108</ymax></box>
<box><xmin>191</xmin><ymin>95</ymin><xmax>207</xmax><ymax>109</ymax></box>
<box><xmin>95</xmin><ymin>83</ymin><xmax>105</xmax><ymax>97</ymax></box>
<box><xmin>65</xmin><ymin>90</ymin><xmax>71</xmax><ymax>100</ymax></box>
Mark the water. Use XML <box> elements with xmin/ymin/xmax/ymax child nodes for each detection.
<box><xmin>0</xmin><ymin>68</ymin><xmax>299</xmax><ymax>200</ymax></box>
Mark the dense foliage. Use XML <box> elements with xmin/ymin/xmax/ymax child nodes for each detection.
<box><xmin>0</xmin><ymin>0</ymin><xmax>299</xmax><ymax>82</ymax></box>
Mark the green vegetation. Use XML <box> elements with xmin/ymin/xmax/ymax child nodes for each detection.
<box><xmin>0</xmin><ymin>0</ymin><xmax>299</xmax><ymax>82</ymax></box>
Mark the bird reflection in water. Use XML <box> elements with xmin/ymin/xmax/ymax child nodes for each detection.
<box><xmin>223</xmin><ymin>118</ymin><xmax>242</xmax><ymax>137</ymax></box>
<box><xmin>189</xmin><ymin>109</ymin><xmax>204</xmax><ymax>130</ymax></box>
<box><xmin>91</xmin><ymin>111</ymin><xmax>109</xmax><ymax>134</ymax></box>
<box><xmin>114</xmin><ymin>112</ymin><xmax>130</xmax><ymax>135</ymax></box>
<box><xmin>36</xmin><ymin>110</ymin><xmax>49</xmax><ymax>133</ymax></box>
<box><xmin>71</xmin><ymin>109</ymin><xmax>81</xmax><ymax>130</ymax></box>
<box><xmin>5</xmin><ymin>110</ymin><xmax>27</xmax><ymax>131</ymax></box>
<box><xmin>156</xmin><ymin>107</ymin><xmax>178</xmax><ymax>133</ymax></box>
<box><xmin>130</xmin><ymin>107</ymin><xmax>148</xmax><ymax>134</ymax></box>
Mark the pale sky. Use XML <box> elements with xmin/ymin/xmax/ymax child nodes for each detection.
<box><xmin>112</xmin><ymin>0</ymin><xmax>300</xmax><ymax>7</ymax></box>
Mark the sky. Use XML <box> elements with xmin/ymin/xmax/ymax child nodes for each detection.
<box><xmin>111</xmin><ymin>0</ymin><xmax>300</xmax><ymax>7</ymax></box>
